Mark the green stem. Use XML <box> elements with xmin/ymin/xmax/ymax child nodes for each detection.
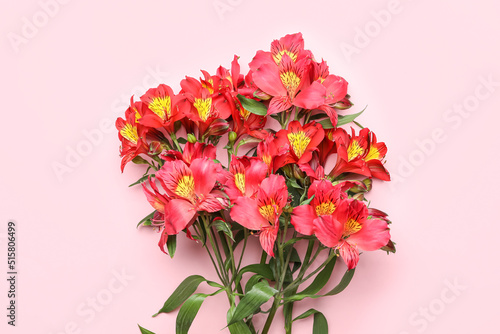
<box><xmin>262</xmin><ymin>297</ymin><xmax>280</xmax><ymax>334</ymax></box>
<box><xmin>170</xmin><ymin>133</ymin><xmax>182</xmax><ymax>151</ymax></box>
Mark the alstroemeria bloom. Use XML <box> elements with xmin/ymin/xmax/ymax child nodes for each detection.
<box><xmin>291</xmin><ymin>179</ymin><xmax>345</xmax><ymax>235</ymax></box>
<box><xmin>115</xmin><ymin>101</ymin><xmax>149</xmax><ymax>172</ymax></box>
<box><xmin>161</xmin><ymin>141</ymin><xmax>216</xmax><ymax>166</ymax></box>
<box><xmin>257</xmin><ymin>134</ymin><xmax>290</xmax><ymax>173</ymax></box>
<box><xmin>329</xmin><ymin>128</ymin><xmax>389</xmax><ymax>181</ymax></box>
<box><xmin>274</xmin><ymin>121</ymin><xmax>325</xmax><ymax>167</ymax></box>
<box><xmin>230</xmin><ymin>174</ymin><xmax>288</xmax><ymax>256</ymax></box>
<box><xmin>179</xmin><ymin>76</ymin><xmax>233</xmax><ymax>136</ymax></box>
<box><xmin>224</xmin><ymin>157</ymin><xmax>268</xmax><ymax>202</ymax></box>
<box><xmin>139</xmin><ymin>84</ymin><xmax>184</xmax><ymax>132</ymax></box>
<box><xmin>155</xmin><ymin>158</ymin><xmax>226</xmax><ymax>249</ymax></box>
<box><xmin>314</xmin><ymin>199</ymin><xmax>391</xmax><ymax>269</ymax></box>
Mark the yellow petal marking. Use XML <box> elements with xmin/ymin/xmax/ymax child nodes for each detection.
<box><xmin>280</xmin><ymin>71</ymin><xmax>301</xmax><ymax>96</ymax></box>
<box><xmin>175</xmin><ymin>175</ymin><xmax>195</xmax><ymax>199</ymax></box>
<box><xmin>235</xmin><ymin>173</ymin><xmax>246</xmax><ymax>194</ymax></box>
<box><xmin>120</xmin><ymin>124</ymin><xmax>138</xmax><ymax>144</ymax></box>
<box><xmin>287</xmin><ymin>131</ymin><xmax>311</xmax><ymax>158</ymax></box>
<box><xmin>194</xmin><ymin>98</ymin><xmax>213</xmax><ymax>122</ymax></box>
<box><xmin>344</xmin><ymin>219</ymin><xmax>362</xmax><ymax>237</ymax></box>
<box><xmin>315</xmin><ymin>202</ymin><xmax>336</xmax><ymax>216</ymax></box>
<box><xmin>273</xmin><ymin>50</ymin><xmax>298</xmax><ymax>64</ymax></box>
<box><xmin>364</xmin><ymin>145</ymin><xmax>380</xmax><ymax>161</ymax></box>
<box><xmin>347</xmin><ymin>140</ymin><xmax>364</xmax><ymax>161</ymax></box>
<box><xmin>149</xmin><ymin>96</ymin><xmax>171</xmax><ymax>120</ymax></box>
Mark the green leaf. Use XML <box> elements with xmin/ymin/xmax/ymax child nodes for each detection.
<box><xmin>299</xmin><ymin>194</ymin><xmax>315</xmax><ymax>206</ymax></box>
<box><xmin>292</xmin><ymin>309</ymin><xmax>329</xmax><ymax>333</ymax></box>
<box><xmin>137</xmin><ymin>211</ymin><xmax>155</xmax><ymax>228</ymax></box>
<box><xmin>227</xmin><ymin>281</ymin><xmax>278</xmax><ymax>326</ymax></box>
<box><xmin>287</xmin><ymin>178</ymin><xmax>302</xmax><ymax>189</ymax></box>
<box><xmin>337</xmin><ymin>107</ymin><xmax>367</xmax><ymax>127</ymax></box>
<box><xmin>175</xmin><ymin>293</ymin><xmax>209</xmax><ymax>334</ymax></box>
<box><xmin>138</xmin><ymin>324</ymin><xmax>155</xmax><ymax>334</ymax></box>
<box><xmin>285</xmin><ymin>262</ymin><xmax>354</xmax><ymax>303</ymax></box>
<box><xmin>153</xmin><ymin>275</ymin><xmax>207</xmax><ymax>316</ymax></box>
<box><xmin>313</xmin><ymin>312</ymin><xmax>328</xmax><ymax>334</ymax></box>
<box><xmin>293</xmin><ymin>257</ymin><xmax>337</xmax><ymax>301</ymax></box>
<box><xmin>129</xmin><ymin>174</ymin><xmax>152</xmax><ymax>187</ymax></box>
<box><xmin>237</xmin><ymin>94</ymin><xmax>268</xmax><ymax>116</ymax></box>
<box><xmin>177</xmin><ymin>137</ymin><xmax>188</xmax><ymax>144</ymax></box>
<box><xmin>227</xmin><ymin>307</ymin><xmax>253</xmax><ymax>334</ymax></box>
<box><xmin>321</xmin><ymin>267</ymin><xmax>355</xmax><ymax>296</ymax></box>
<box><xmin>238</xmin><ymin>264</ymin><xmax>274</xmax><ymax>280</ymax></box>
<box><xmin>167</xmin><ymin>234</ymin><xmax>177</xmax><ymax>258</ymax></box>
<box><xmin>213</xmin><ymin>219</ymin><xmax>235</xmax><ymax>242</ymax></box>
<box><xmin>244</xmin><ymin>274</ymin><xmax>264</xmax><ymax>294</ymax></box>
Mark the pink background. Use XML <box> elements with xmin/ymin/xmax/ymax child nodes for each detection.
<box><xmin>1</xmin><ymin>0</ymin><xmax>499</xmax><ymax>333</ymax></box>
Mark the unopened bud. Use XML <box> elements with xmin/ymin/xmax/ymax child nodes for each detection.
<box><xmin>207</xmin><ymin>119</ymin><xmax>230</xmax><ymax>137</ymax></box>
<box><xmin>149</xmin><ymin>141</ymin><xmax>163</xmax><ymax>155</ymax></box>
<box><xmin>187</xmin><ymin>133</ymin><xmax>197</xmax><ymax>144</ymax></box>
<box><xmin>293</xmin><ymin>164</ymin><xmax>306</xmax><ymax>181</ymax></box>
<box><xmin>228</xmin><ymin>131</ymin><xmax>237</xmax><ymax>143</ymax></box>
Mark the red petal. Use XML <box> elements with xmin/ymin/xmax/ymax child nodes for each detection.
<box><xmin>164</xmin><ymin>199</ymin><xmax>197</xmax><ymax>234</ymax></box>
<box><xmin>291</xmin><ymin>205</ymin><xmax>316</xmax><ymax>235</ymax></box>
<box><xmin>230</xmin><ymin>197</ymin><xmax>268</xmax><ymax>230</ymax></box>
<box><xmin>348</xmin><ymin>218</ymin><xmax>390</xmax><ymax>251</ymax></box>
<box><xmin>313</xmin><ymin>215</ymin><xmax>343</xmax><ymax>248</ymax></box>
<box><xmin>294</xmin><ymin>81</ymin><xmax>326</xmax><ymax>109</ymax></box>
<box><xmin>259</xmin><ymin>224</ymin><xmax>279</xmax><ymax>257</ymax></box>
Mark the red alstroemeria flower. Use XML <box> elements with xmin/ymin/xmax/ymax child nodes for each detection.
<box><xmin>249</xmin><ymin>32</ymin><xmax>312</xmax><ymax>70</ymax></box>
<box><xmin>139</xmin><ymin>84</ymin><xmax>184</xmax><ymax>132</ymax></box>
<box><xmin>154</xmin><ymin>158</ymin><xmax>227</xmax><ymax>250</ymax></box>
<box><xmin>274</xmin><ymin>121</ymin><xmax>325</xmax><ymax>167</ymax></box>
<box><xmin>115</xmin><ymin>101</ymin><xmax>149</xmax><ymax>172</ymax></box>
<box><xmin>314</xmin><ymin>199</ymin><xmax>391</xmax><ymax>269</ymax></box>
<box><xmin>329</xmin><ymin>128</ymin><xmax>389</xmax><ymax>181</ymax></box>
<box><xmin>291</xmin><ymin>179</ymin><xmax>345</xmax><ymax>235</ymax></box>
<box><xmin>230</xmin><ymin>174</ymin><xmax>288</xmax><ymax>256</ymax></box>
<box><xmin>161</xmin><ymin>141</ymin><xmax>216</xmax><ymax>166</ymax></box>
<box><xmin>179</xmin><ymin>76</ymin><xmax>233</xmax><ymax>136</ymax></box>
<box><xmin>257</xmin><ymin>134</ymin><xmax>290</xmax><ymax>174</ymax></box>
<box><xmin>224</xmin><ymin>157</ymin><xmax>268</xmax><ymax>202</ymax></box>
<box><xmin>252</xmin><ymin>54</ymin><xmax>325</xmax><ymax>115</ymax></box>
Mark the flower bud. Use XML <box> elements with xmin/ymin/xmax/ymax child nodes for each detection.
<box><xmin>228</xmin><ymin>131</ymin><xmax>237</xmax><ymax>143</ymax></box>
<box><xmin>187</xmin><ymin>133</ymin><xmax>197</xmax><ymax>144</ymax></box>
<box><xmin>149</xmin><ymin>141</ymin><xmax>164</xmax><ymax>155</ymax></box>
<box><xmin>206</xmin><ymin>119</ymin><xmax>230</xmax><ymax>137</ymax></box>
<box><xmin>293</xmin><ymin>164</ymin><xmax>306</xmax><ymax>181</ymax></box>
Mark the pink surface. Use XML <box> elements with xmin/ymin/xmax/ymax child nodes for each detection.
<box><xmin>1</xmin><ymin>1</ymin><xmax>499</xmax><ymax>333</ymax></box>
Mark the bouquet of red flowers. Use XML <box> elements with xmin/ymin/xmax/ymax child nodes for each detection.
<box><xmin>116</xmin><ymin>32</ymin><xmax>395</xmax><ymax>334</ymax></box>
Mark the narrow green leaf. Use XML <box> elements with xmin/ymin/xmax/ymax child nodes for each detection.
<box><xmin>137</xmin><ymin>211</ymin><xmax>155</xmax><ymax>228</ymax></box>
<box><xmin>244</xmin><ymin>274</ymin><xmax>264</xmax><ymax>294</ymax></box>
<box><xmin>313</xmin><ymin>312</ymin><xmax>328</xmax><ymax>334</ymax></box>
<box><xmin>213</xmin><ymin>219</ymin><xmax>235</xmax><ymax>242</ymax></box>
<box><xmin>129</xmin><ymin>174</ymin><xmax>152</xmax><ymax>187</ymax></box>
<box><xmin>291</xmin><ymin>308</ymin><xmax>329</xmax><ymax>333</ymax></box>
<box><xmin>227</xmin><ymin>307</ymin><xmax>253</xmax><ymax>334</ymax></box>
<box><xmin>299</xmin><ymin>194</ymin><xmax>315</xmax><ymax>206</ymax></box>
<box><xmin>177</xmin><ymin>137</ymin><xmax>188</xmax><ymax>144</ymax></box>
<box><xmin>238</xmin><ymin>264</ymin><xmax>274</xmax><ymax>280</ymax></box>
<box><xmin>175</xmin><ymin>293</ymin><xmax>209</xmax><ymax>334</ymax></box>
<box><xmin>237</xmin><ymin>94</ymin><xmax>268</xmax><ymax>116</ymax></box>
<box><xmin>138</xmin><ymin>324</ymin><xmax>155</xmax><ymax>334</ymax></box>
<box><xmin>293</xmin><ymin>308</ymin><xmax>318</xmax><ymax>322</ymax></box>
<box><xmin>337</xmin><ymin>107</ymin><xmax>367</xmax><ymax>127</ymax></box>
<box><xmin>167</xmin><ymin>234</ymin><xmax>177</xmax><ymax>258</ymax></box>
<box><xmin>132</xmin><ymin>156</ymin><xmax>150</xmax><ymax>165</ymax></box>
<box><xmin>227</xmin><ymin>281</ymin><xmax>278</xmax><ymax>326</ymax></box>
<box><xmin>322</xmin><ymin>267</ymin><xmax>355</xmax><ymax>296</ymax></box>
<box><xmin>153</xmin><ymin>275</ymin><xmax>206</xmax><ymax>316</ymax></box>
<box><xmin>299</xmin><ymin>256</ymin><xmax>337</xmax><ymax>296</ymax></box>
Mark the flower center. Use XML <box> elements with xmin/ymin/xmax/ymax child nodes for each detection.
<box><xmin>315</xmin><ymin>202</ymin><xmax>336</xmax><ymax>216</ymax></box>
<box><xmin>287</xmin><ymin>131</ymin><xmax>311</xmax><ymax>158</ymax></box>
<box><xmin>343</xmin><ymin>219</ymin><xmax>362</xmax><ymax>237</ymax></box>
<box><xmin>120</xmin><ymin>124</ymin><xmax>138</xmax><ymax>144</ymax></box>
<box><xmin>347</xmin><ymin>140</ymin><xmax>364</xmax><ymax>161</ymax></box>
<box><xmin>259</xmin><ymin>199</ymin><xmax>278</xmax><ymax>223</ymax></box>
<box><xmin>149</xmin><ymin>96</ymin><xmax>171</xmax><ymax>120</ymax></box>
<box><xmin>364</xmin><ymin>145</ymin><xmax>380</xmax><ymax>161</ymax></box>
<box><xmin>194</xmin><ymin>98</ymin><xmax>213</xmax><ymax>122</ymax></box>
<box><xmin>280</xmin><ymin>71</ymin><xmax>301</xmax><ymax>96</ymax></box>
<box><xmin>235</xmin><ymin>173</ymin><xmax>246</xmax><ymax>194</ymax></box>
<box><xmin>273</xmin><ymin>50</ymin><xmax>297</xmax><ymax>64</ymax></box>
<box><xmin>175</xmin><ymin>175</ymin><xmax>195</xmax><ymax>199</ymax></box>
